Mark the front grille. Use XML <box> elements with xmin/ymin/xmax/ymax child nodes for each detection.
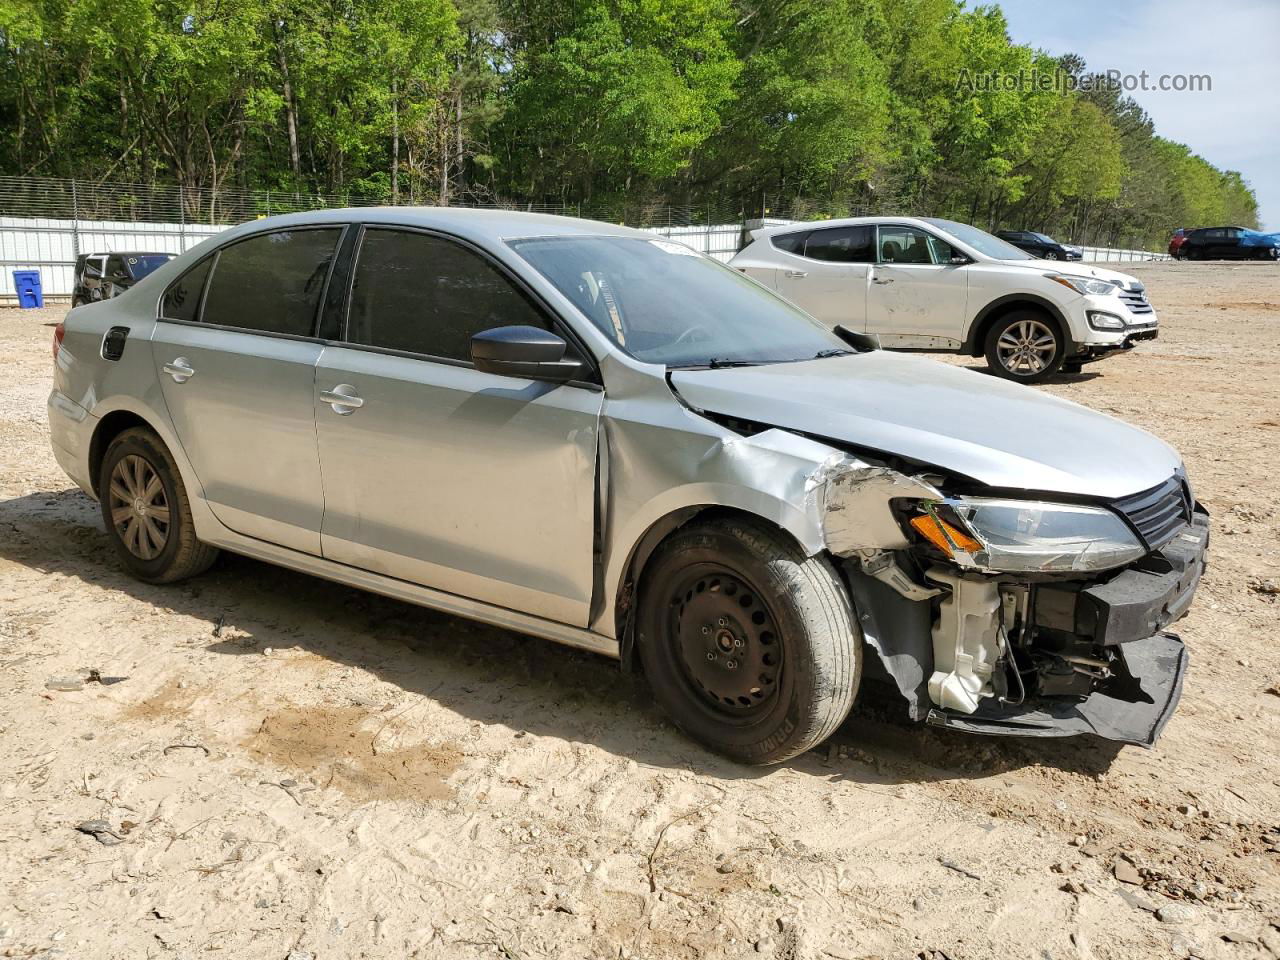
<box><xmin>1113</xmin><ymin>475</ymin><xmax>1192</xmax><ymax>549</ymax></box>
<box><xmin>1118</xmin><ymin>283</ymin><xmax>1154</xmax><ymax>315</ymax></box>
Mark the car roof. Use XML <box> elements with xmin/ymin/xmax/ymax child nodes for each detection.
<box><xmin>210</xmin><ymin>206</ymin><xmax>647</xmax><ymax>247</ymax></box>
<box><xmin>755</xmin><ymin>215</ymin><xmax>938</xmax><ymax>239</ymax></box>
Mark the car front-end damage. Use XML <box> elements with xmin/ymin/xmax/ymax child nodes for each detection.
<box><xmin>810</xmin><ymin>460</ymin><xmax>1206</xmax><ymax>747</ymax></box>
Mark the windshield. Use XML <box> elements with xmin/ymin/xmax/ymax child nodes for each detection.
<box><xmin>922</xmin><ymin>218</ymin><xmax>1035</xmax><ymax>261</ymax></box>
<box><xmin>126</xmin><ymin>254</ymin><xmax>174</xmax><ymax>280</ymax></box>
<box><xmin>508</xmin><ymin>235</ymin><xmax>848</xmax><ymax>367</ymax></box>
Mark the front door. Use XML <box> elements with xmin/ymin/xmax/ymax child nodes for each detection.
<box><xmin>865</xmin><ymin>225</ymin><xmax>969</xmax><ymax>349</ymax></box>
<box><xmin>151</xmin><ymin>226</ymin><xmax>342</xmax><ymax>555</ymax></box>
<box><xmin>772</xmin><ymin>225</ymin><xmax>874</xmax><ymax>331</ymax></box>
<box><xmin>314</xmin><ymin>227</ymin><xmax>602</xmax><ymax>626</ymax></box>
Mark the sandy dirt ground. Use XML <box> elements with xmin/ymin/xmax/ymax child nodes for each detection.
<box><xmin>1</xmin><ymin>261</ymin><xmax>1278</xmax><ymax>960</ymax></box>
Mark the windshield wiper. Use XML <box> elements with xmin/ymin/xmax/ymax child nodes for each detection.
<box><xmin>811</xmin><ymin>348</ymin><xmax>854</xmax><ymax>359</ymax></box>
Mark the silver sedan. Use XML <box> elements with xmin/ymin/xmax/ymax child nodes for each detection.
<box><xmin>48</xmin><ymin>209</ymin><xmax>1206</xmax><ymax>763</ymax></box>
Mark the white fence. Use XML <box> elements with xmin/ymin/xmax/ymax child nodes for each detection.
<box><xmin>0</xmin><ymin>216</ymin><xmax>227</xmax><ymax>301</ymax></box>
<box><xmin>1</xmin><ymin>212</ymin><xmax>1173</xmax><ymax>303</ymax></box>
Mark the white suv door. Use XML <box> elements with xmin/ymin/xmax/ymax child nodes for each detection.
<box><xmin>771</xmin><ymin>225</ymin><xmax>874</xmax><ymax>331</ymax></box>
<box><xmin>865</xmin><ymin>225</ymin><xmax>969</xmax><ymax>348</ymax></box>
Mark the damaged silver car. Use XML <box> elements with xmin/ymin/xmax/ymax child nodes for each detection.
<box><xmin>48</xmin><ymin>209</ymin><xmax>1207</xmax><ymax>764</ymax></box>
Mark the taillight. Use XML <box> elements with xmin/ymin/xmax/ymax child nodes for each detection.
<box><xmin>53</xmin><ymin>321</ymin><xmax>65</xmax><ymax>359</ymax></box>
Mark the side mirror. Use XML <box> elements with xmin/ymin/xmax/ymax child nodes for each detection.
<box><xmin>471</xmin><ymin>325</ymin><xmax>586</xmax><ymax>382</ymax></box>
<box><xmin>949</xmin><ymin>254</ymin><xmax>971</xmax><ymax>265</ymax></box>
<box><xmin>834</xmin><ymin>325</ymin><xmax>880</xmax><ymax>352</ymax></box>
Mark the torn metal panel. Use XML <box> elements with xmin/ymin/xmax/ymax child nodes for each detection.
<box><xmin>814</xmin><ymin>462</ymin><xmax>942</xmax><ymax>554</ymax></box>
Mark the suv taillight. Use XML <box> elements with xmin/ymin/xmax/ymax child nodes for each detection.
<box><xmin>52</xmin><ymin>321</ymin><xmax>65</xmax><ymax>359</ymax></box>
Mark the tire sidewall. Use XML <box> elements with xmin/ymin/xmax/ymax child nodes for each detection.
<box><xmin>985</xmin><ymin>310</ymin><xmax>1066</xmax><ymax>384</ymax></box>
<box><xmin>636</xmin><ymin>525</ymin><xmax>855</xmax><ymax>764</ymax></box>
<box><xmin>98</xmin><ymin>430</ymin><xmax>187</xmax><ymax>581</ymax></box>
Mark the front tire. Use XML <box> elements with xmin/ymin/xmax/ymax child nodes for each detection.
<box><xmin>99</xmin><ymin>427</ymin><xmax>219</xmax><ymax>583</ymax></box>
<box><xmin>636</xmin><ymin>517</ymin><xmax>860</xmax><ymax>765</ymax></box>
<box><xmin>985</xmin><ymin>310</ymin><xmax>1065</xmax><ymax>384</ymax></box>
<box><xmin>1044</xmin><ymin>250</ymin><xmax>1060</xmax><ymax>260</ymax></box>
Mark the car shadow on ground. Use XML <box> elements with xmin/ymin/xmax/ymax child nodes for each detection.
<box><xmin>0</xmin><ymin>487</ymin><xmax>1124</xmax><ymax>786</ymax></box>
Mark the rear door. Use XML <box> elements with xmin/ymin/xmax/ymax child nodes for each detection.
<box><xmin>865</xmin><ymin>225</ymin><xmax>969</xmax><ymax>348</ymax></box>
<box><xmin>314</xmin><ymin>226</ymin><xmax>602</xmax><ymax>626</ymax></box>
<box><xmin>151</xmin><ymin>226</ymin><xmax>343</xmax><ymax>554</ymax></box>
<box><xmin>772</xmin><ymin>225</ymin><xmax>874</xmax><ymax>330</ymax></box>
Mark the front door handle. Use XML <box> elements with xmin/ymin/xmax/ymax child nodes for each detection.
<box><xmin>319</xmin><ymin>384</ymin><xmax>364</xmax><ymax>415</ymax></box>
<box><xmin>785</xmin><ymin>270</ymin><xmax>808</xmax><ymax>278</ymax></box>
<box><xmin>872</xmin><ymin>277</ymin><xmax>895</xmax><ymax>285</ymax></box>
<box><xmin>163</xmin><ymin>357</ymin><xmax>194</xmax><ymax>383</ymax></box>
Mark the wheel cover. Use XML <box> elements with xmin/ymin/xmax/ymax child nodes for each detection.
<box><xmin>997</xmin><ymin>319</ymin><xmax>1057</xmax><ymax>375</ymax></box>
<box><xmin>108</xmin><ymin>454</ymin><xmax>171</xmax><ymax>560</ymax></box>
<box><xmin>666</xmin><ymin>568</ymin><xmax>782</xmax><ymax>716</ymax></box>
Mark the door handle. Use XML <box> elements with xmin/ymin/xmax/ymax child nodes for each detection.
<box><xmin>785</xmin><ymin>270</ymin><xmax>808</xmax><ymax>278</ymax></box>
<box><xmin>872</xmin><ymin>277</ymin><xmax>894</xmax><ymax>285</ymax></box>
<box><xmin>319</xmin><ymin>384</ymin><xmax>364</xmax><ymax>415</ymax></box>
<box><xmin>163</xmin><ymin>357</ymin><xmax>194</xmax><ymax>383</ymax></box>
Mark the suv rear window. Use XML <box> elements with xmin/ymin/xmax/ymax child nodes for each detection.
<box><xmin>804</xmin><ymin>226</ymin><xmax>874</xmax><ymax>263</ymax></box>
<box><xmin>201</xmin><ymin>229</ymin><xmax>340</xmax><ymax>337</ymax></box>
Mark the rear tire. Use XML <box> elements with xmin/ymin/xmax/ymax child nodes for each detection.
<box><xmin>636</xmin><ymin>517</ymin><xmax>860</xmax><ymax>765</ymax></box>
<box><xmin>99</xmin><ymin>427</ymin><xmax>219</xmax><ymax>584</ymax></box>
<box><xmin>984</xmin><ymin>310</ymin><xmax>1066</xmax><ymax>384</ymax></box>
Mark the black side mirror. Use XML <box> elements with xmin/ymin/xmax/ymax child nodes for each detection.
<box><xmin>949</xmin><ymin>254</ymin><xmax>971</xmax><ymax>265</ymax></box>
<box><xmin>471</xmin><ymin>325</ymin><xmax>586</xmax><ymax>382</ymax></box>
<box><xmin>834</xmin><ymin>325</ymin><xmax>880</xmax><ymax>352</ymax></box>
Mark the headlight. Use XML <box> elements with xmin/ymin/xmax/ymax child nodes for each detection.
<box><xmin>909</xmin><ymin>497</ymin><xmax>1145</xmax><ymax>573</ymax></box>
<box><xmin>1087</xmin><ymin>311</ymin><xmax>1125</xmax><ymax>330</ymax></box>
<box><xmin>1047</xmin><ymin>273</ymin><xmax>1118</xmax><ymax>297</ymax></box>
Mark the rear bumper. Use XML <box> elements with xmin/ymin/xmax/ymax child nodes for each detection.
<box><xmin>48</xmin><ymin>389</ymin><xmax>96</xmax><ymax>496</ymax></box>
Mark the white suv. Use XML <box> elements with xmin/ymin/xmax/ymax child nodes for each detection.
<box><xmin>730</xmin><ymin>216</ymin><xmax>1159</xmax><ymax>382</ymax></box>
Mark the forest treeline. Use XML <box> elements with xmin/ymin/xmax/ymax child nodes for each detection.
<box><xmin>0</xmin><ymin>0</ymin><xmax>1259</xmax><ymax>246</ymax></box>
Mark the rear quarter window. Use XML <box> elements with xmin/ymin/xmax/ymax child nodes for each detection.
<box><xmin>770</xmin><ymin>232</ymin><xmax>808</xmax><ymax>254</ymax></box>
<box><xmin>160</xmin><ymin>258</ymin><xmax>214</xmax><ymax>322</ymax></box>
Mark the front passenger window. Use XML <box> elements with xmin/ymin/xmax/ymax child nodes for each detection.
<box><xmin>346</xmin><ymin>229</ymin><xmax>550</xmax><ymax>361</ymax></box>
<box><xmin>878</xmin><ymin>226</ymin><xmax>935</xmax><ymax>265</ymax></box>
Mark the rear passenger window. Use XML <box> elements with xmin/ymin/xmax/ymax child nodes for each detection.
<box><xmin>771</xmin><ymin>232</ymin><xmax>808</xmax><ymax>254</ymax></box>
<box><xmin>804</xmin><ymin>226</ymin><xmax>875</xmax><ymax>263</ymax></box>
<box><xmin>160</xmin><ymin>258</ymin><xmax>213</xmax><ymax>322</ymax></box>
<box><xmin>201</xmin><ymin>229</ymin><xmax>340</xmax><ymax>336</ymax></box>
<box><xmin>346</xmin><ymin>229</ymin><xmax>549</xmax><ymax>361</ymax></box>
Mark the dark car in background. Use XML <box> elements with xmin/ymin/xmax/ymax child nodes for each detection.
<box><xmin>72</xmin><ymin>251</ymin><xmax>175</xmax><ymax>306</ymax></box>
<box><xmin>995</xmin><ymin>230</ymin><xmax>1083</xmax><ymax>261</ymax></box>
<box><xmin>1181</xmin><ymin>227</ymin><xmax>1280</xmax><ymax>261</ymax></box>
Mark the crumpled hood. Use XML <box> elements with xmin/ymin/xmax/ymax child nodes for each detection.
<box><xmin>670</xmin><ymin>352</ymin><xmax>1180</xmax><ymax>499</ymax></box>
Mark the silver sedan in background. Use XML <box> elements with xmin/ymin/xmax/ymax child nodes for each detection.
<box><xmin>48</xmin><ymin>209</ymin><xmax>1206</xmax><ymax>763</ymax></box>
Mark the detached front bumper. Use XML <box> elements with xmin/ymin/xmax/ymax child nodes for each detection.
<box><xmin>927</xmin><ymin>509</ymin><xmax>1208</xmax><ymax>747</ymax></box>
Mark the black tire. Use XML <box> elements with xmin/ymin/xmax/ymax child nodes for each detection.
<box><xmin>1044</xmin><ymin>250</ymin><xmax>1060</xmax><ymax>260</ymax></box>
<box><xmin>636</xmin><ymin>517</ymin><xmax>860</xmax><ymax>765</ymax></box>
<box><xmin>98</xmin><ymin>427</ymin><xmax>219</xmax><ymax>583</ymax></box>
<box><xmin>984</xmin><ymin>309</ymin><xmax>1066</xmax><ymax>384</ymax></box>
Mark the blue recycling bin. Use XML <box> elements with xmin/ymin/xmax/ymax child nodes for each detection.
<box><xmin>13</xmin><ymin>270</ymin><xmax>43</xmax><ymax>308</ymax></box>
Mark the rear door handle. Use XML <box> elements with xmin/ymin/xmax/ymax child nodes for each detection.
<box><xmin>163</xmin><ymin>357</ymin><xmax>194</xmax><ymax>382</ymax></box>
<box><xmin>319</xmin><ymin>384</ymin><xmax>364</xmax><ymax>415</ymax></box>
<box><xmin>785</xmin><ymin>270</ymin><xmax>808</xmax><ymax>278</ymax></box>
<box><xmin>872</xmin><ymin>277</ymin><xmax>894</xmax><ymax>284</ymax></box>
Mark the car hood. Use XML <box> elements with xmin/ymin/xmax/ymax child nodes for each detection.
<box><xmin>670</xmin><ymin>352</ymin><xmax>1180</xmax><ymax>499</ymax></box>
<box><xmin>994</xmin><ymin>259</ymin><xmax>1139</xmax><ymax>287</ymax></box>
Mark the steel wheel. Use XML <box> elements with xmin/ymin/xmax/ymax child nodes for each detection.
<box><xmin>996</xmin><ymin>318</ymin><xmax>1058</xmax><ymax>376</ymax></box>
<box><xmin>107</xmin><ymin>454</ymin><xmax>171</xmax><ymax>560</ymax></box>
<box><xmin>666</xmin><ymin>566</ymin><xmax>782</xmax><ymax>717</ymax></box>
